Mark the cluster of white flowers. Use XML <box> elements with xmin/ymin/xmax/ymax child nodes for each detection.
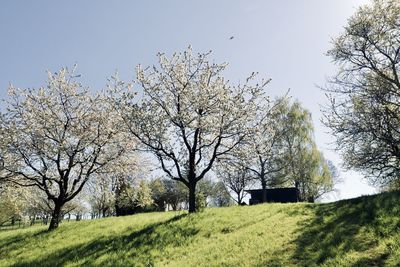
<box><xmin>111</xmin><ymin>47</ymin><xmax>272</xmax><ymax>187</ymax></box>
<box><xmin>0</xmin><ymin>67</ymin><xmax>137</xmax><ymax>228</ymax></box>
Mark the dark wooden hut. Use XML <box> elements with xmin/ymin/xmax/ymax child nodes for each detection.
<box><xmin>246</xmin><ymin>187</ymin><xmax>299</xmax><ymax>205</ymax></box>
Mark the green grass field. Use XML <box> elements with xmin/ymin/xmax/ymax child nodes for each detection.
<box><xmin>0</xmin><ymin>191</ymin><xmax>399</xmax><ymax>267</ymax></box>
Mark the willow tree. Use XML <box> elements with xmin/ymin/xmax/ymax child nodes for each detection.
<box><xmin>323</xmin><ymin>0</ymin><xmax>400</xmax><ymax>188</ymax></box>
<box><xmin>0</xmin><ymin>68</ymin><xmax>130</xmax><ymax>230</ymax></box>
<box><xmin>273</xmin><ymin>99</ymin><xmax>335</xmax><ymax>201</ymax></box>
<box><xmin>112</xmin><ymin>47</ymin><xmax>270</xmax><ymax>212</ymax></box>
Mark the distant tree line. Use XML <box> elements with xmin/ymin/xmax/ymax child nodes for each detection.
<box><xmin>0</xmin><ymin>174</ymin><xmax>233</xmax><ymax>228</ymax></box>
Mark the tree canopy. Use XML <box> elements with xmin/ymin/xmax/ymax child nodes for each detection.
<box><xmin>323</xmin><ymin>0</ymin><xmax>400</xmax><ymax>188</ymax></box>
<box><xmin>111</xmin><ymin>47</ymin><xmax>272</xmax><ymax>212</ymax></box>
<box><xmin>0</xmin><ymin>67</ymin><xmax>132</xmax><ymax>230</ymax></box>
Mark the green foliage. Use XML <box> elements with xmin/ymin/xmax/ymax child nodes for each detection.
<box><xmin>135</xmin><ymin>180</ymin><xmax>154</xmax><ymax>208</ymax></box>
<box><xmin>149</xmin><ymin>178</ymin><xmax>232</xmax><ymax>211</ymax></box>
<box><xmin>149</xmin><ymin>178</ymin><xmax>188</xmax><ymax>211</ymax></box>
<box><xmin>272</xmin><ymin>98</ymin><xmax>336</xmax><ymax>201</ymax></box>
<box><xmin>0</xmin><ymin>191</ymin><xmax>399</xmax><ymax>266</ymax></box>
<box><xmin>196</xmin><ymin>179</ymin><xmax>233</xmax><ymax>207</ymax></box>
<box><xmin>149</xmin><ymin>178</ymin><xmax>166</xmax><ymax>209</ymax></box>
<box><xmin>195</xmin><ymin>192</ymin><xmax>206</xmax><ymax>212</ymax></box>
<box><xmin>115</xmin><ymin>180</ymin><xmax>153</xmax><ymax>215</ymax></box>
<box><xmin>0</xmin><ymin>184</ymin><xmax>30</xmax><ymax>226</ymax></box>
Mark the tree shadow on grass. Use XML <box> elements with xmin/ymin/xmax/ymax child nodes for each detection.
<box><xmin>13</xmin><ymin>214</ymin><xmax>197</xmax><ymax>267</ymax></box>
<box><xmin>293</xmin><ymin>191</ymin><xmax>400</xmax><ymax>267</ymax></box>
<box><xmin>0</xmin><ymin>229</ymin><xmax>49</xmax><ymax>260</ymax></box>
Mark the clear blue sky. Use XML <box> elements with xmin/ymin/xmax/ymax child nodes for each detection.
<box><xmin>0</xmin><ymin>0</ymin><xmax>376</xmax><ymax>200</ymax></box>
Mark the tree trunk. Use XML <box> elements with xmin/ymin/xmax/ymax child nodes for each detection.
<box><xmin>48</xmin><ymin>201</ymin><xmax>63</xmax><ymax>231</ymax></box>
<box><xmin>261</xmin><ymin>180</ymin><xmax>267</xmax><ymax>203</ymax></box>
<box><xmin>295</xmin><ymin>180</ymin><xmax>300</xmax><ymax>201</ymax></box>
<box><xmin>30</xmin><ymin>216</ymin><xmax>36</xmax><ymax>226</ymax></box>
<box><xmin>172</xmin><ymin>203</ymin><xmax>178</xmax><ymax>211</ymax></box>
<box><xmin>43</xmin><ymin>215</ymin><xmax>49</xmax><ymax>225</ymax></box>
<box><xmin>188</xmin><ymin>181</ymin><xmax>196</xmax><ymax>213</ymax></box>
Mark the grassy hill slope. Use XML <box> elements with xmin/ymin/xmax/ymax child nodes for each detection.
<box><xmin>0</xmin><ymin>191</ymin><xmax>399</xmax><ymax>267</ymax></box>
